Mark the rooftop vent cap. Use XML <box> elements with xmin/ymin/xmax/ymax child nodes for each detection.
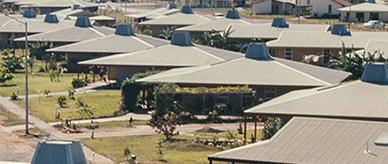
<box><xmin>375</xmin><ymin>131</ymin><xmax>388</xmax><ymax>145</ymax></box>
<box><xmin>330</xmin><ymin>24</ymin><xmax>351</xmax><ymax>36</ymax></box>
<box><xmin>225</xmin><ymin>10</ymin><xmax>240</xmax><ymax>19</ymax></box>
<box><xmin>75</xmin><ymin>16</ymin><xmax>91</xmax><ymax>28</ymax></box>
<box><xmin>22</xmin><ymin>9</ymin><xmax>36</xmax><ymax>18</ymax></box>
<box><xmin>72</xmin><ymin>4</ymin><xmax>82</xmax><ymax>10</ymax></box>
<box><xmin>361</xmin><ymin>63</ymin><xmax>388</xmax><ymax>84</ymax></box>
<box><xmin>271</xmin><ymin>17</ymin><xmax>289</xmax><ymax>28</ymax></box>
<box><xmin>171</xmin><ymin>31</ymin><xmax>192</xmax><ymax>46</ymax></box>
<box><xmin>115</xmin><ymin>24</ymin><xmax>134</xmax><ymax>36</ymax></box>
<box><xmin>168</xmin><ymin>2</ymin><xmax>177</xmax><ymax>9</ymax></box>
<box><xmin>181</xmin><ymin>6</ymin><xmax>194</xmax><ymax>14</ymax></box>
<box><xmin>31</xmin><ymin>140</ymin><xmax>87</xmax><ymax>164</ymax></box>
<box><xmin>44</xmin><ymin>14</ymin><xmax>59</xmax><ymax>23</ymax></box>
<box><xmin>245</xmin><ymin>42</ymin><xmax>272</xmax><ymax>60</ymax></box>
<box><xmin>368</xmin><ymin>0</ymin><xmax>376</xmax><ymax>3</ymax></box>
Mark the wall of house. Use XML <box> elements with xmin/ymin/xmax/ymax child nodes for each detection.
<box><xmin>253</xmin><ymin>0</ymin><xmax>272</xmax><ymax>14</ymax></box>
<box><xmin>66</xmin><ymin>52</ymin><xmax>111</xmax><ymax>72</ymax></box>
<box><xmin>108</xmin><ymin>65</ymin><xmax>175</xmax><ymax>82</ymax></box>
<box><xmin>340</xmin><ymin>11</ymin><xmax>388</xmax><ymax>22</ymax></box>
<box><xmin>299</xmin><ymin>0</ymin><xmax>343</xmax><ymax>16</ymax></box>
<box><xmin>269</xmin><ymin>47</ymin><xmax>343</xmax><ymax>62</ymax></box>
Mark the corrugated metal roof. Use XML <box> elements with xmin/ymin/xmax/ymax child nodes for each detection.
<box><xmin>338</xmin><ymin>2</ymin><xmax>388</xmax><ymax>12</ymax></box>
<box><xmin>246</xmin><ymin>64</ymin><xmax>388</xmax><ymax>119</ymax></box>
<box><xmin>267</xmin><ymin>30</ymin><xmax>388</xmax><ymax>49</ymax></box>
<box><xmin>14</xmin><ymin>25</ymin><xmax>114</xmax><ymax>43</ymax></box>
<box><xmin>46</xmin><ymin>33</ymin><xmax>165</xmax><ymax>54</ymax></box>
<box><xmin>0</xmin><ymin>17</ymin><xmax>74</xmax><ymax>33</ymax></box>
<box><xmin>44</xmin><ymin>14</ymin><xmax>59</xmax><ymax>23</ymax></box>
<box><xmin>176</xmin><ymin>17</ymin><xmax>249</xmax><ymax>32</ymax></box>
<box><xmin>139</xmin><ymin>12</ymin><xmax>210</xmax><ymax>26</ymax></box>
<box><xmin>228</xmin><ymin>23</ymin><xmax>329</xmax><ymax>39</ymax></box>
<box><xmin>209</xmin><ymin>117</ymin><xmax>388</xmax><ymax>164</ymax></box>
<box><xmin>31</xmin><ymin>140</ymin><xmax>86</xmax><ymax>164</ymax></box>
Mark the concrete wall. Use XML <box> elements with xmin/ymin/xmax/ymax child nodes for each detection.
<box><xmin>339</xmin><ymin>11</ymin><xmax>388</xmax><ymax>22</ymax></box>
<box><xmin>253</xmin><ymin>0</ymin><xmax>272</xmax><ymax>14</ymax></box>
<box><xmin>269</xmin><ymin>47</ymin><xmax>343</xmax><ymax>62</ymax></box>
<box><xmin>299</xmin><ymin>0</ymin><xmax>343</xmax><ymax>16</ymax></box>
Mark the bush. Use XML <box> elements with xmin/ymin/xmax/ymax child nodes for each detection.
<box><xmin>263</xmin><ymin>117</ymin><xmax>283</xmax><ymax>140</ymax></box>
<box><xmin>71</xmin><ymin>78</ymin><xmax>87</xmax><ymax>88</ymax></box>
<box><xmin>10</xmin><ymin>92</ymin><xmax>18</xmax><ymax>101</ymax></box>
<box><xmin>57</xmin><ymin>96</ymin><xmax>67</xmax><ymax>108</ymax></box>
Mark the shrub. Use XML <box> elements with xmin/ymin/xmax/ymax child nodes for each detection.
<box><xmin>10</xmin><ymin>92</ymin><xmax>18</xmax><ymax>101</ymax></box>
<box><xmin>71</xmin><ymin>78</ymin><xmax>87</xmax><ymax>88</ymax></box>
<box><xmin>263</xmin><ymin>117</ymin><xmax>283</xmax><ymax>140</ymax></box>
<box><xmin>57</xmin><ymin>96</ymin><xmax>67</xmax><ymax>108</ymax></box>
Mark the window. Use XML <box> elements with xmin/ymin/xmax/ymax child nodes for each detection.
<box><xmin>269</xmin><ymin>48</ymin><xmax>276</xmax><ymax>56</ymax></box>
<box><xmin>323</xmin><ymin>49</ymin><xmax>331</xmax><ymax>55</ymax></box>
<box><xmin>328</xmin><ymin>5</ymin><xmax>332</xmax><ymax>14</ymax></box>
<box><xmin>284</xmin><ymin>48</ymin><xmax>293</xmax><ymax>60</ymax></box>
<box><xmin>370</xmin><ymin>13</ymin><xmax>379</xmax><ymax>20</ymax></box>
<box><xmin>264</xmin><ymin>88</ymin><xmax>276</xmax><ymax>101</ymax></box>
<box><xmin>307</xmin><ymin>0</ymin><xmax>311</xmax><ymax>5</ymax></box>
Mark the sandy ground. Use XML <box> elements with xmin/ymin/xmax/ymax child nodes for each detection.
<box><xmin>0</xmin><ymin>126</ymin><xmax>36</xmax><ymax>163</ymax></box>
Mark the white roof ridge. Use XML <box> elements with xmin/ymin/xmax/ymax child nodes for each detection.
<box><xmin>273</xmin><ymin>60</ymin><xmax>332</xmax><ymax>85</ymax></box>
<box><xmin>192</xmin><ymin>46</ymin><xmax>225</xmax><ymax>61</ymax></box>
<box><xmin>88</xmin><ymin>27</ymin><xmax>105</xmax><ymax>36</ymax></box>
<box><xmin>48</xmin><ymin>34</ymin><xmax>113</xmax><ymax>51</ymax></box>
<box><xmin>131</xmin><ymin>35</ymin><xmax>154</xmax><ymax>48</ymax></box>
<box><xmin>246</xmin><ymin>81</ymin><xmax>358</xmax><ymax>113</ymax></box>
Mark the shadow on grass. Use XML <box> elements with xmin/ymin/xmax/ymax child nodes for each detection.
<box><xmin>0</xmin><ymin>83</ymin><xmax>17</xmax><ymax>87</ymax></box>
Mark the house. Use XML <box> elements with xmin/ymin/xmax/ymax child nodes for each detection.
<box><xmin>125</xmin><ymin>3</ymin><xmax>180</xmax><ymax>24</ymax></box>
<box><xmin>78</xmin><ymin>32</ymin><xmax>243</xmax><ymax>82</ymax></box>
<box><xmin>46</xmin><ymin>24</ymin><xmax>168</xmax><ymax>72</ymax></box>
<box><xmin>138</xmin><ymin>6</ymin><xmax>210</xmax><ymax>37</ymax></box>
<box><xmin>137</xmin><ymin>42</ymin><xmax>350</xmax><ymax>113</ymax></box>
<box><xmin>245</xmin><ymin>63</ymin><xmax>388</xmax><ymax>122</ymax></box>
<box><xmin>51</xmin><ymin>8</ymin><xmax>97</xmax><ymax>20</ymax></box>
<box><xmin>176</xmin><ymin>9</ymin><xmax>250</xmax><ymax>38</ymax></box>
<box><xmin>252</xmin><ymin>0</ymin><xmax>296</xmax><ymax>15</ymax></box>
<box><xmin>32</xmin><ymin>140</ymin><xmax>86</xmax><ymax>164</ymax></box>
<box><xmin>19</xmin><ymin>0</ymin><xmax>100</xmax><ymax>14</ymax></box>
<box><xmin>0</xmin><ymin>12</ymin><xmax>74</xmax><ymax>48</ymax></box>
<box><xmin>89</xmin><ymin>15</ymin><xmax>116</xmax><ymax>27</ymax></box>
<box><xmin>228</xmin><ymin>17</ymin><xmax>329</xmax><ymax>41</ymax></box>
<box><xmin>14</xmin><ymin>16</ymin><xmax>114</xmax><ymax>47</ymax></box>
<box><xmin>267</xmin><ymin>24</ymin><xmax>388</xmax><ymax>63</ymax></box>
<box><xmin>338</xmin><ymin>1</ymin><xmax>388</xmax><ymax>22</ymax></box>
<box><xmin>298</xmin><ymin>0</ymin><xmax>350</xmax><ymax>17</ymax></box>
<box><xmin>209</xmin><ymin>116</ymin><xmax>388</xmax><ymax>164</ymax></box>
<box><xmin>178</xmin><ymin>0</ymin><xmax>246</xmax><ymax>8</ymax></box>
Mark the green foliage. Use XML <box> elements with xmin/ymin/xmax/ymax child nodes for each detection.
<box><xmin>71</xmin><ymin>77</ymin><xmax>87</xmax><ymax>88</ymax></box>
<box><xmin>159</xmin><ymin>26</ymin><xmax>176</xmax><ymax>40</ymax></box>
<box><xmin>76</xmin><ymin>98</ymin><xmax>94</xmax><ymax>119</ymax></box>
<box><xmin>149</xmin><ymin>112</ymin><xmax>181</xmax><ymax>141</ymax></box>
<box><xmin>1</xmin><ymin>49</ymin><xmax>23</xmax><ymax>73</ymax></box>
<box><xmin>30</xmin><ymin>42</ymin><xmax>53</xmax><ymax>60</ymax></box>
<box><xmin>329</xmin><ymin>50</ymin><xmax>384</xmax><ymax>79</ymax></box>
<box><xmin>263</xmin><ymin>117</ymin><xmax>283</xmax><ymax>140</ymax></box>
<box><xmin>0</xmin><ymin>67</ymin><xmax>14</xmax><ymax>83</ymax></box>
<box><xmin>10</xmin><ymin>92</ymin><xmax>19</xmax><ymax>101</ymax></box>
<box><xmin>68</xmin><ymin>89</ymin><xmax>76</xmax><ymax>100</ymax></box>
<box><xmin>43</xmin><ymin>89</ymin><xmax>51</xmax><ymax>97</ymax></box>
<box><xmin>195</xmin><ymin>26</ymin><xmax>244</xmax><ymax>52</ymax></box>
<box><xmin>57</xmin><ymin>96</ymin><xmax>67</xmax><ymax>108</ymax></box>
<box><xmin>119</xmin><ymin>72</ymin><xmax>158</xmax><ymax>112</ymax></box>
<box><xmin>206</xmin><ymin>103</ymin><xmax>227</xmax><ymax>123</ymax></box>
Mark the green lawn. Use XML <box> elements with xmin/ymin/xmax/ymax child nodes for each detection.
<box><xmin>0</xmin><ymin>72</ymin><xmax>75</xmax><ymax>97</ymax></box>
<box><xmin>19</xmin><ymin>90</ymin><xmax>121</xmax><ymax>122</ymax></box>
<box><xmin>0</xmin><ymin>108</ymin><xmax>24</xmax><ymax>126</ymax></box>
<box><xmin>83</xmin><ymin>134</ymin><xmax>221</xmax><ymax>163</ymax></box>
<box><xmin>83</xmin><ymin>129</ymin><xmax>263</xmax><ymax>163</ymax></box>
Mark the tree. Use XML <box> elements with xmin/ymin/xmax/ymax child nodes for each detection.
<box><xmin>329</xmin><ymin>50</ymin><xmax>381</xmax><ymax>79</ymax></box>
<box><xmin>1</xmin><ymin>50</ymin><xmax>23</xmax><ymax>73</ymax></box>
<box><xmin>159</xmin><ymin>26</ymin><xmax>177</xmax><ymax>40</ymax></box>
<box><xmin>30</xmin><ymin>42</ymin><xmax>54</xmax><ymax>71</ymax></box>
<box><xmin>149</xmin><ymin>111</ymin><xmax>181</xmax><ymax>141</ymax></box>
<box><xmin>76</xmin><ymin>98</ymin><xmax>94</xmax><ymax>119</ymax></box>
<box><xmin>263</xmin><ymin>117</ymin><xmax>283</xmax><ymax>140</ymax></box>
<box><xmin>196</xmin><ymin>26</ymin><xmax>244</xmax><ymax>52</ymax></box>
<box><xmin>0</xmin><ymin>66</ymin><xmax>14</xmax><ymax>83</ymax></box>
<box><xmin>57</xmin><ymin>96</ymin><xmax>67</xmax><ymax>108</ymax></box>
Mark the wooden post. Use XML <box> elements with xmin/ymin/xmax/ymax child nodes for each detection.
<box><xmin>254</xmin><ymin>115</ymin><xmax>257</xmax><ymax>142</ymax></box>
<box><xmin>244</xmin><ymin>116</ymin><xmax>247</xmax><ymax>144</ymax></box>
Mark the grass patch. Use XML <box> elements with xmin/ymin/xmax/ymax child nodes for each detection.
<box><xmin>82</xmin><ymin>134</ymin><xmax>222</xmax><ymax>163</ymax></box>
<box><xmin>0</xmin><ymin>108</ymin><xmax>24</xmax><ymax>126</ymax></box>
<box><xmin>19</xmin><ymin>90</ymin><xmax>121</xmax><ymax>122</ymax></box>
<box><xmin>0</xmin><ymin>72</ymin><xmax>75</xmax><ymax>97</ymax></box>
